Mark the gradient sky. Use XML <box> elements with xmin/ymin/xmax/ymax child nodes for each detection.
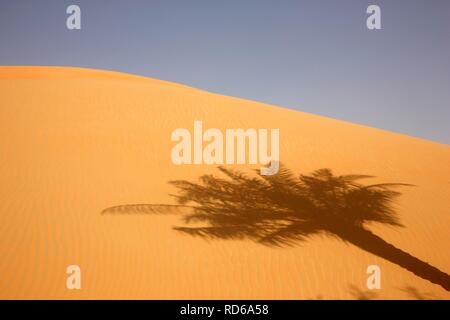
<box><xmin>1</xmin><ymin>0</ymin><xmax>449</xmax><ymax>144</ymax></box>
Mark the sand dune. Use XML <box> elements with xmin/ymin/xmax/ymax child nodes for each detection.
<box><xmin>0</xmin><ymin>66</ymin><xmax>449</xmax><ymax>299</ymax></box>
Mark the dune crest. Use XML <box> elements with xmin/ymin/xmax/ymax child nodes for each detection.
<box><xmin>0</xmin><ymin>66</ymin><xmax>449</xmax><ymax>299</ymax></box>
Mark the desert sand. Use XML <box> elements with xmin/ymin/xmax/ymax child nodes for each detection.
<box><xmin>0</xmin><ymin>66</ymin><xmax>449</xmax><ymax>299</ymax></box>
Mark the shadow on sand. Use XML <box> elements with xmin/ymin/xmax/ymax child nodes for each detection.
<box><xmin>102</xmin><ymin>164</ymin><xmax>450</xmax><ymax>291</ymax></box>
<box><xmin>348</xmin><ymin>284</ymin><xmax>379</xmax><ymax>300</ymax></box>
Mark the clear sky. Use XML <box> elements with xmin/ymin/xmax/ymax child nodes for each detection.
<box><xmin>1</xmin><ymin>0</ymin><xmax>449</xmax><ymax>144</ymax></box>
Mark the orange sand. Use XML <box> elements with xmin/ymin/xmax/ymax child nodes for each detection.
<box><xmin>0</xmin><ymin>66</ymin><xmax>449</xmax><ymax>299</ymax></box>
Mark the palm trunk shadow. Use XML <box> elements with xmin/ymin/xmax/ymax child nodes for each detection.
<box><xmin>338</xmin><ymin>225</ymin><xmax>450</xmax><ymax>291</ymax></box>
<box><xmin>102</xmin><ymin>164</ymin><xmax>450</xmax><ymax>292</ymax></box>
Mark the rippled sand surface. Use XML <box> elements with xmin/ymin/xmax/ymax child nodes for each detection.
<box><xmin>0</xmin><ymin>66</ymin><xmax>449</xmax><ymax>299</ymax></box>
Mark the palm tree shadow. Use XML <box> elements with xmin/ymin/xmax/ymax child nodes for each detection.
<box><xmin>399</xmin><ymin>285</ymin><xmax>441</xmax><ymax>300</ymax></box>
<box><xmin>349</xmin><ymin>284</ymin><xmax>379</xmax><ymax>300</ymax></box>
<box><xmin>102</xmin><ymin>164</ymin><xmax>450</xmax><ymax>291</ymax></box>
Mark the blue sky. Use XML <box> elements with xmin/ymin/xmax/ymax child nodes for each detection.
<box><xmin>1</xmin><ymin>0</ymin><xmax>449</xmax><ymax>144</ymax></box>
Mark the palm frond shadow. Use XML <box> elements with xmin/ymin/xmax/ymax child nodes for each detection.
<box><xmin>349</xmin><ymin>284</ymin><xmax>379</xmax><ymax>300</ymax></box>
<box><xmin>101</xmin><ymin>204</ymin><xmax>193</xmax><ymax>215</ymax></box>
<box><xmin>102</xmin><ymin>164</ymin><xmax>450</xmax><ymax>291</ymax></box>
<box><xmin>400</xmin><ymin>285</ymin><xmax>441</xmax><ymax>300</ymax></box>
